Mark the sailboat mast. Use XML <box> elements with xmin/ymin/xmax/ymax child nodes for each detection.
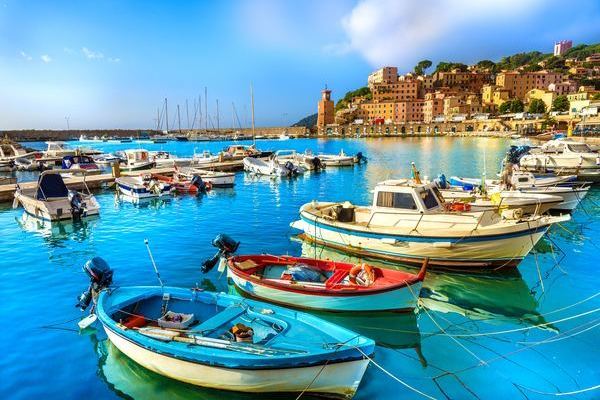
<box><xmin>216</xmin><ymin>99</ymin><xmax>220</xmax><ymax>132</ymax></box>
<box><xmin>165</xmin><ymin>98</ymin><xmax>169</xmax><ymax>133</ymax></box>
<box><xmin>186</xmin><ymin>99</ymin><xmax>190</xmax><ymax>129</ymax></box>
<box><xmin>198</xmin><ymin>94</ymin><xmax>202</xmax><ymax>132</ymax></box>
<box><xmin>204</xmin><ymin>87</ymin><xmax>208</xmax><ymax>132</ymax></box>
<box><xmin>177</xmin><ymin>104</ymin><xmax>182</xmax><ymax>133</ymax></box>
<box><xmin>156</xmin><ymin>107</ymin><xmax>161</xmax><ymax>131</ymax></box>
<box><xmin>250</xmin><ymin>84</ymin><xmax>255</xmax><ymax>145</ymax></box>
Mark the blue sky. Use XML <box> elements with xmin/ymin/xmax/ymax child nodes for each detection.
<box><xmin>1</xmin><ymin>0</ymin><xmax>599</xmax><ymax>130</ymax></box>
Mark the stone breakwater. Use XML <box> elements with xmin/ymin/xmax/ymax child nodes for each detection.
<box><xmin>2</xmin><ymin>126</ymin><xmax>309</xmax><ymax>142</ymax></box>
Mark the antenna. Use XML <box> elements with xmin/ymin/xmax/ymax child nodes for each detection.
<box><xmin>144</xmin><ymin>239</ymin><xmax>164</xmax><ymax>288</ymax></box>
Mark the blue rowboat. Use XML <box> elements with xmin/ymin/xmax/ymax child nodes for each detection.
<box><xmin>95</xmin><ymin>286</ymin><xmax>375</xmax><ymax>397</ymax></box>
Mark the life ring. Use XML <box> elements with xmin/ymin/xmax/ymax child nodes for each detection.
<box><xmin>446</xmin><ymin>201</ymin><xmax>471</xmax><ymax>212</ymax></box>
<box><xmin>349</xmin><ymin>263</ymin><xmax>375</xmax><ymax>286</ymax></box>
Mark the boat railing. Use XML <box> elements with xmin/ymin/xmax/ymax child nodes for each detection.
<box><xmin>364</xmin><ymin>209</ymin><xmax>481</xmax><ymax>230</ymax></box>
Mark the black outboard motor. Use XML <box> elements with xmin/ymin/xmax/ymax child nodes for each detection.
<box><xmin>68</xmin><ymin>190</ymin><xmax>85</xmax><ymax>219</ymax></box>
<box><xmin>283</xmin><ymin>161</ymin><xmax>295</xmax><ymax>176</ymax></box>
<box><xmin>190</xmin><ymin>175</ymin><xmax>207</xmax><ymax>192</ymax></box>
<box><xmin>76</xmin><ymin>257</ymin><xmax>113</xmax><ymax>311</ymax></box>
<box><xmin>201</xmin><ymin>234</ymin><xmax>240</xmax><ymax>273</ymax></box>
<box><xmin>506</xmin><ymin>145</ymin><xmax>531</xmax><ymax>165</ymax></box>
<box><xmin>356</xmin><ymin>152</ymin><xmax>367</xmax><ymax>163</ymax></box>
<box><xmin>311</xmin><ymin>157</ymin><xmax>324</xmax><ymax>171</ymax></box>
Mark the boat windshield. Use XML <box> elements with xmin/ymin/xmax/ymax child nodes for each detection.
<box><xmin>422</xmin><ymin>188</ymin><xmax>442</xmax><ymax>209</ymax></box>
<box><xmin>567</xmin><ymin>144</ymin><xmax>592</xmax><ymax>153</ymax></box>
<box><xmin>36</xmin><ymin>174</ymin><xmax>69</xmax><ymax>200</ymax></box>
<box><xmin>376</xmin><ymin>191</ymin><xmax>417</xmax><ymax>210</ymax></box>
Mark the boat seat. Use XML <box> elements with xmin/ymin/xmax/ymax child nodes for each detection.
<box><xmin>325</xmin><ymin>270</ymin><xmax>349</xmax><ymax>288</ymax></box>
<box><xmin>195</xmin><ymin>305</ymin><xmax>246</xmax><ymax>333</ymax></box>
<box><xmin>234</xmin><ymin>260</ymin><xmax>258</xmax><ymax>271</ymax></box>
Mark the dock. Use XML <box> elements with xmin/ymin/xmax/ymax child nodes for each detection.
<box><xmin>0</xmin><ymin>160</ymin><xmax>244</xmax><ymax>203</ymax></box>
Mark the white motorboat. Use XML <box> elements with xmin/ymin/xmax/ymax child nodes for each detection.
<box><xmin>93</xmin><ymin>153</ymin><xmax>121</xmax><ymax>166</ymax></box>
<box><xmin>273</xmin><ymin>150</ymin><xmax>315</xmax><ymax>172</ymax></box>
<box><xmin>79</xmin><ymin>134</ymin><xmax>101</xmax><ymax>142</ymax></box>
<box><xmin>115</xmin><ymin>175</ymin><xmax>174</xmax><ymax>199</ymax></box>
<box><xmin>243</xmin><ymin>156</ymin><xmax>296</xmax><ymax>177</ymax></box>
<box><xmin>43</xmin><ymin>141</ymin><xmax>76</xmax><ymax>158</ymax></box>
<box><xmin>449</xmin><ymin>171</ymin><xmax>575</xmax><ymax>189</ymax></box>
<box><xmin>118</xmin><ymin>150</ymin><xmax>155</xmax><ymax>172</ymax></box>
<box><xmin>149</xmin><ymin>151</ymin><xmax>193</xmax><ymax>168</ymax></box>
<box><xmin>190</xmin><ymin>150</ymin><xmax>220</xmax><ymax>167</ymax></box>
<box><xmin>279</xmin><ymin>132</ymin><xmax>290</xmax><ymax>140</ymax></box>
<box><xmin>61</xmin><ymin>155</ymin><xmax>102</xmax><ymax>175</ymax></box>
<box><xmin>317</xmin><ymin>149</ymin><xmax>357</xmax><ymax>167</ymax></box>
<box><xmin>13</xmin><ymin>170</ymin><xmax>100</xmax><ymax>221</ymax></box>
<box><xmin>178</xmin><ymin>167</ymin><xmax>235</xmax><ymax>187</ymax></box>
<box><xmin>519</xmin><ymin>139</ymin><xmax>600</xmax><ymax>174</ymax></box>
<box><xmin>291</xmin><ymin>178</ymin><xmax>569</xmax><ymax>271</ymax></box>
<box><xmin>439</xmin><ymin>189</ymin><xmax>564</xmax><ymax>215</ymax></box>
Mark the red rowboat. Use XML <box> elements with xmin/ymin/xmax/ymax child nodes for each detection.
<box><xmin>151</xmin><ymin>173</ymin><xmax>211</xmax><ymax>195</ymax></box>
<box><xmin>227</xmin><ymin>255</ymin><xmax>427</xmax><ymax>312</ymax></box>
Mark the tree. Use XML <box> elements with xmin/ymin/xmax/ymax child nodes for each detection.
<box><xmin>435</xmin><ymin>61</ymin><xmax>468</xmax><ymax>73</ymax></box>
<box><xmin>593</xmin><ymin>93</ymin><xmax>600</xmax><ymax>101</ymax></box>
<box><xmin>498</xmin><ymin>101</ymin><xmax>511</xmax><ymax>114</ymax></box>
<box><xmin>552</xmin><ymin>95</ymin><xmax>569</xmax><ymax>112</ymax></box>
<box><xmin>476</xmin><ymin>60</ymin><xmax>496</xmax><ymax>71</ymax></box>
<box><xmin>509</xmin><ymin>99</ymin><xmax>524</xmax><ymax>113</ymax></box>
<box><xmin>414</xmin><ymin>59</ymin><xmax>432</xmax><ymax>75</ymax></box>
<box><xmin>528</xmin><ymin>98</ymin><xmax>546</xmax><ymax>114</ymax></box>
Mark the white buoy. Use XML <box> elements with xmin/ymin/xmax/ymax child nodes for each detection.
<box><xmin>78</xmin><ymin>313</ymin><xmax>97</xmax><ymax>330</ymax></box>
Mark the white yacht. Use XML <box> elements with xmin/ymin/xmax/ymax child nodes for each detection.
<box><xmin>119</xmin><ymin>150</ymin><xmax>155</xmax><ymax>172</ymax></box>
<box><xmin>519</xmin><ymin>139</ymin><xmax>600</xmax><ymax>177</ymax></box>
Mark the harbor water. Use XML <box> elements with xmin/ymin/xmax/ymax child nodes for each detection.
<box><xmin>1</xmin><ymin>137</ymin><xmax>598</xmax><ymax>399</ymax></box>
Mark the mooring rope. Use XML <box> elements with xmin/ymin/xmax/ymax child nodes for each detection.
<box><xmin>515</xmin><ymin>383</ymin><xmax>600</xmax><ymax>396</ymax></box>
<box><xmin>353</xmin><ymin>346</ymin><xmax>438</xmax><ymax>400</ymax></box>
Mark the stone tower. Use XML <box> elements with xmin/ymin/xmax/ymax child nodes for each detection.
<box><xmin>317</xmin><ymin>88</ymin><xmax>334</xmax><ymax>128</ymax></box>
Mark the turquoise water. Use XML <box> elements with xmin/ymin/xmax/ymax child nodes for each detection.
<box><xmin>1</xmin><ymin>137</ymin><xmax>598</xmax><ymax>399</ymax></box>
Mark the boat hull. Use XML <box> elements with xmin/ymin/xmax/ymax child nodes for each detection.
<box><xmin>228</xmin><ymin>271</ymin><xmax>421</xmax><ymax>311</ymax></box>
<box><xmin>292</xmin><ymin>215</ymin><xmax>550</xmax><ymax>271</ymax></box>
<box><xmin>15</xmin><ymin>193</ymin><xmax>100</xmax><ymax>221</ymax></box>
<box><xmin>104</xmin><ymin>327</ymin><xmax>368</xmax><ymax>397</ymax></box>
<box><xmin>116</xmin><ymin>181</ymin><xmax>172</xmax><ymax>199</ymax></box>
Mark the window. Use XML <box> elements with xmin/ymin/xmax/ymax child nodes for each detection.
<box><xmin>376</xmin><ymin>192</ymin><xmax>418</xmax><ymax>210</ymax></box>
<box><xmin>568</xmin><ymin>144</ymin><xmax>591</xmax><ymax>152</ymax></box>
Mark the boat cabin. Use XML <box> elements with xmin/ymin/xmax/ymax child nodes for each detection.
<box><xmin>224</xmin><ymin>145</ymin><xmax>258</xmax><ymax>157</ymax></box>
<box><xmin>371</xmin><ymin>180</ymin><xmax>444</xmax><ymax>213</ymax></box>
<box><xmin>123</xmin><ymin>149</ymin><xmax>150</xmax><ymax>164</ymax></box>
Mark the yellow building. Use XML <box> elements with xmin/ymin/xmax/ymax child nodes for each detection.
<box><xmin>525</xmin><ymin>89</ymin><xmax>555</xmax><ymax>111</ymax></box>
<box><xmin>495</xmin><ymin>70</ymin><xmax>562</xmax><ymax>100</ymax></box>
<box><xmin>368</xmin><ymin>67</ymin><xmax>398</xmax><ymax>87</ymax></box>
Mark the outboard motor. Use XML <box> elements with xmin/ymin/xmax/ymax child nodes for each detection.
<box><xmin>311</xmin><ymin>157</ymin><xmax>324</xmax><ymax>171</ymax></box>
<box><xmin>506</xmin><ymin>145</ymin><xmax>531</xmax><ymax>165</ymax></box>
<box><xmin>76</xmin><ymin>257</ymin><xmax>113</xmax><ymax>311</ymax></box>
<box><xmin>283</xmin><ymin>161</ymin><xmax>295</xmax><ymax>176</ymax></box>
<box><xmin>356</xmin><ymin>152</ymin><xmax>367</xmax><ymax>163</ymax></box>
<box><xmin>68</xmin><ymin>190</ymin><xmax>85</xmax><ymax>219</ymax></box>
<box><xmin>201</xmin><ymin>234</ymin><xmax>240</xmax><ymax>273</ymax></box>
<box><xmin>190</xmin><ymin>175</ymin><xmax>207</xmax><ymax>192</ymax></box>
<box><xmin>436</xmin><ymin>174</ymin><xmax>448</xmax><ymax>189</ymax></box>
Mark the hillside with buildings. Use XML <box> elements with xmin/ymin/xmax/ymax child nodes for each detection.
<box><xmin>316</xmin><ymin>41</ymin><xmax>600</xmax><ymax>136</ymax></box>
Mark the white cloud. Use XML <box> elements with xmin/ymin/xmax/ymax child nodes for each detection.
<box><xmin>108</xmin><ymin>57</ymin><xmax>120</xmax><ymax>63</ymax></box>
<box><xmin>82</xmin><ymin>47</ymin><xmax>104</xmax><ymax>60</ymax></box>
<box><xmin>40</xmin><ymin>54</ymin><xmax>52</xmax><ymax>63</ymax></box>
<box><xmin>19</xmin><ymin>51</ymin><xmax>32</xmax><ymax>61</ymax></box>
<box><xmin>337</xmin><ymin>0</ymin><xmax>541</xmax><ymax>68</ymax></box>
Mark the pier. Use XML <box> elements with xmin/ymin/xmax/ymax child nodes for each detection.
<box><xmin>0</xmin><ymin>159</ymin><xmax>245</xmax><ymax>202</ymax></box>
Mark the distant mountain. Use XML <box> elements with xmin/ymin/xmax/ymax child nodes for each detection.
<box><xmin>292</xmin><ymin>113</ymin><xmax>317</xmax><ymax>128</ymax></box>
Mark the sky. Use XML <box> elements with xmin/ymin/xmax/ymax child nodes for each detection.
<box><xmin>1</xmin><ymin>0</ymin><xmax>599</xmax><ymax>130</ymax></box>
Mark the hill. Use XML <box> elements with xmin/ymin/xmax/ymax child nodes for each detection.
<box><xmin>291</xmin><ymin>113</ymin><xmax>317</xmax><ymax>128</ymax></box>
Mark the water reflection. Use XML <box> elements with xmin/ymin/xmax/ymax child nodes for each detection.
<box><xmin>15</xmin><ymin>212</ymin><xmax>98</xmax><ymax>245</ymax></box>
<box><xmin>298</xmin><ymin>241</ymin><xmax>555</xmax><ymax>332</ymax></box>
<box><xmin>90</xmin><ymin>334</ymin><xmax>322</xmax><ymax>400</ymax></box>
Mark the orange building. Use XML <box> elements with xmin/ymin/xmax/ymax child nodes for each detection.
<box><xmin>423</xmin><ymin>92</ymin><xmax>446</xmax><ymax>123</ymax></box>
<box><xmin>371</xmin><ymin>75</ymin><xmax>419</xmax><ymax>102</ymax></box>
<box><xmin>495</xmin><ymin>71</ymin><xmax>563</xmax><ymax>99</ymax></box>
<box><xmin>317</xmin><ymin>88</ymin><xmax>335</xmax><ymax>128</ymax></box>
<box><xmin>432</xmin><ymin>70</ymin><xmax>492</xmax><ymax>92</ymax></box>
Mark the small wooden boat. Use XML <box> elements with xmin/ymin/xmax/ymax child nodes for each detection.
<box><xmin>13</xmin><ymin>169</ymin><xmax>100</xmax><ymax>221</ymax></box>
<box><xmin>79</xmin><ymin>259</ymin><xmax>374</xmax><ymax>398</ymax></box>
<box><xmin>115</xmin><ymin>175</ymin><xmax>174</xmax><ymax>199</ymax></box>
<box><xmin>151</xmin><ymin>173</ymin><xmax>210</xmax><ymax>194</ymax></box>
<box><xmin>178</xmin><ymin>167</ymin><xmax>235</xmax><ymax>187</ymax></box>
<box><xmin>227</xmin><ymin>255</ymin><xmax>427</xmax><ymax>312</ymax></box>
<box><xmin>317</xmin><ymin>150</ymin><xmax>357</xmax><ymax>167</ymax></box>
